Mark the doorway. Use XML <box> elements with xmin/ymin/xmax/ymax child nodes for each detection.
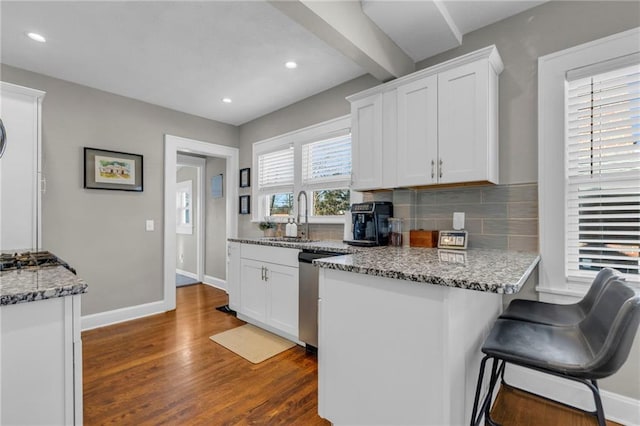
<box><xmin>176</xmin><ymin>154</ymin><xmax>205</xmax><ymax>286</ymax></box>
<box><xmin>164</xmin><ymin>134</ymin><xmax>239</xmax><ymax>312</ymax></box>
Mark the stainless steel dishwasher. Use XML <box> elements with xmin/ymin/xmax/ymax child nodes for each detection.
<box><xmin>298</xmin><ymin>250</ymin><xmax>342</xmax><ymax>352</ymax></box>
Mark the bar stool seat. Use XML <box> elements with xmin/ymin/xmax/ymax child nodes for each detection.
<box><xmin>500</xmin><ymin>268</ymin><xmax>619</xmax><ymax>326</ymax></box>
<box><xmin>471</xmin><ymin>278</ymin><xmax>640</xmax><ymax>426</ymax></box>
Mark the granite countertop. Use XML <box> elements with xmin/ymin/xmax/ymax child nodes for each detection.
<box><xmin>228</xmin><ymin>237</ymin><xmax>354</xmax><ymax>254</ymax></box>
<box><xmin>0</xmin><ymin>265</ymin><xmax>88</xmax><ymax>306</ymax></box>
<box><xmin>228</xmin><ymin>238</ymin><xmax>539</xmax><ymax>294</ymax></box>
<box><xmin>314</xmin><ymin>246</ymin><xmax>540</xmax><ymax>294</ymax></box>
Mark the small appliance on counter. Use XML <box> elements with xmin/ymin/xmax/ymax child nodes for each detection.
<box><xmin>345</xmin><ymin>201</ymin><xmax>393</xmax><ymax>247</ymax></box>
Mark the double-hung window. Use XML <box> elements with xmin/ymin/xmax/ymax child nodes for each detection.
<box><xmin>253</xmin><ymin>116</ymin><xmax>351</xmax><ymax>223</ymax></box>
<box><xmin>257</xmin><ymin>148</ymin><xmax>295</xmax><ymax>218</ymax></box>
<box><xmin>566</xmin><ymin>63</ymin><xmax>640</xmax><ymax>280</ymax></box>
<box><xmin>539</xmin><ymin>28</ymin><xmax>640</xmax><ymax>295</ymax></box>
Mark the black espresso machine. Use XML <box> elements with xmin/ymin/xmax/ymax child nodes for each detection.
<box><xmin>345</xmin><ymin>201</ymin><xmax>393</xmax><ymax>247</ymax></box>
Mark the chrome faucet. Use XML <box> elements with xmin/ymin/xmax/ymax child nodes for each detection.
<box><xmin>297</xmin><ymin>190</ymin><xmax>310</xmax><ymax>239</ymax></box>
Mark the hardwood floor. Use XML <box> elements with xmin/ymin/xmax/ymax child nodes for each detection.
<box><xmin>84</xmin><ymin>284</ymin><xmax>621</xmax><ymax>425</ymax></box>
<box><xmin>491</xmin><ymin>384</ymin><xmax>622</xmax><ymax>426</ymax></box>
<box><xmin>83</xmin><ymin>284</ymin><xmax>329</xmax><ymax>425</ymax></box>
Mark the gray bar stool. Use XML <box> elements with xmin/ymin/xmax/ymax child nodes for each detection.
<box><xmin>471</xmin><ymin>278</ymin><xmax>640</xmax><ymax>426</ymax></box>
<box><xmin>500</xmin><ymin>268</ymin><xmax>620</xmax><ymax>326</ymax></box>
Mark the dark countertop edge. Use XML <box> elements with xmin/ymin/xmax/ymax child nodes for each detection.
<box><xmin>0</xmin><ymin>283</ymin><xmax>88</xmax><ymax>307</ymax></box>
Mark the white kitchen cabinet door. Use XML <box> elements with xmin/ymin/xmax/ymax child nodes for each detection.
<box><xmin>239</xmin><ymin>259</ymin><xmax>268</xmax><ymax>323</ymax></box>
<box><xmin>438</xmin><ymin>60</ymin><xmax>497</xmax><ymax>184</ymax></box>
<box><xmin>265</xmin><ymin>263</ymin><xmax>298</xmax><ymax>338</ymax></box>
<box><xmin>0</xmin><ymin>82</ymin><xmax>45</xmax><ymax>251</ymax></box>
<box><xmin>396</xmin><ymin>75</ymin><xmax>438</xmax><ymax>187</ymax></box>
<box><xmin>350</xmin><ymin>93</ymin><xmax>383</xmax><ymax>191</ymax></box>
<box><xmin>227</xmin><ymin>242</ymin><xmax>241</xmax><ymax>311</ymax></box>
<box><xmin>1</xmin><ymin>295</ymin><xmax>82</xmax><ymax>425</ymax></box>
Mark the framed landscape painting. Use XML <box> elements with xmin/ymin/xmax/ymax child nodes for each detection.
<box><xmin>84</xmin><ymin>147</ymin><xmax>143</xmax><ymax>192</ymax></box>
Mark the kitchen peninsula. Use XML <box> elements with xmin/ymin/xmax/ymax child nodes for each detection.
<box><xmin>315</xmin><ymin>247</ymin><xmax>539</xmax><ymax>426</ymax></box>
<box><xmin>0</xmin><ymin>251</ymin><xmax>87</xmax><ymax>425</ymax></box>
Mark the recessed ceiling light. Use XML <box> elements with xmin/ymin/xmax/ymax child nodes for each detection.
<box><xmin>285</xmin><ymin>61</ymin><xmax>298</xmax><ymax>69</ymax></box>
<box><xmin>222</xmin><ymin>98</ymin><xmax>232</xmax><ymax>104</ymax></box>
<box><xmin>27</xmin><ymin>32</ymin><xmax>46</xmax><ymax>43</ymax></box>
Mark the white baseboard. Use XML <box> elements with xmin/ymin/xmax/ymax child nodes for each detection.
<box><xmin>506</xmin><ymin>364</ymin><xmax>640</xmax><ymax>426</ymax></box>
<box><xmin>81</xmin><ymin>300</ymin><xmax>168</xmax><ymax>331</ymax></box>
<box><xmin>203</xmin><ymin>275</ymin><xmax>226</xmax><ymax>291</ymax></box>
<box><xmin>176</xmin><ymin>269</ymin><xmax>198</xmax><ymax>280</ymax></box>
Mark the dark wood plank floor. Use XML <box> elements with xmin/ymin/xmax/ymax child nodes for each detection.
<box><xmin>83</xmin><ymin>284</ymin><xmax>328</xmax><ymax>425</ymax></box>
<box><xmin>83</xmin><ymin>284</ymin><xmax>622</xmax><ymax>425</ymax></box>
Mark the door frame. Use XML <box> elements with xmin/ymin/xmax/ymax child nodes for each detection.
<box><xmin>164</xmin><ymin>134</ymin><xmax>238</xmax><ymax>311</ymax></box>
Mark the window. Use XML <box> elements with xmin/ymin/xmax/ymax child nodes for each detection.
<box><xmin>257</xmin><ymin>148</ymin><xmax>294</xmax><ymax>217</ymax></box>
<box><xmin>302</xmin><ymin>134</ymin><xmax>351</xmax><ymax>216</ymax></box>
<box><xmin>176</xmin><ymin>180</ymin><xmax>193</xmax><ymax>234</ymax></box>
<box><xmin>566</xmin><ymin>64</ymin><xmax>640</xmax><ymax>280</ymax></box>
<box><xmin>539</xmin><ymin>28</ymin><xmax>640</xmax><ymax>294</ymax></box>
<box><xmin>252</xmin><ymin>115</ymin><xmax>351</xmax><ymax>223</ymax></box>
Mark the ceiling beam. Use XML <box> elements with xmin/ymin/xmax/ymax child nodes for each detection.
<box><xmin>269</xmin><ymin>0</ymin><xmax>415</xmax><ymax>82</ymax></box>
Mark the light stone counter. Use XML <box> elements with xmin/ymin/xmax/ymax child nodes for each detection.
<box><xmin>0</xmin><ymin>265</ymin><xmax>88</xmax><ymax>305</ymax></box>
<box><xmin>314</xmin><ymin>246</ymin><xmax>540</xmax><ymax>294</ymax></box>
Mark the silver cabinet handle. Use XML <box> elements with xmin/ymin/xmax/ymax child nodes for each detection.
<box><xmin>431</xmin><ymin>160</ymin><xmax>435</xmax><ymax>179</ymax></box>
<box><xmin>439</xmin><ymin>159</ymin><xmax>443</xmax><ymax>179</ymax></box>
<box><xmin>264</xmin><ymin>267</ymin><xmax>269</xmax><ymax>282</ymax></box>
<box><xmin>261</xmin><ymin>266</ymin><xmax>265</xmax><ymax>281</ymax></box>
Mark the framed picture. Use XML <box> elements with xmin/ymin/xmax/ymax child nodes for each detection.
<box><xmin>84</xmin><ymin>147</ymin><xmax>143</xmax><ymax>192</ymax></box>
<box><xmin>239</xmin><ymin>195</ymin><xmax>250</xmax><ymax>215</ymax></box>
<box><xmin>239</xmin><ymin>168</ymin><xmax>250</xmax><ymax>188</ymax></box>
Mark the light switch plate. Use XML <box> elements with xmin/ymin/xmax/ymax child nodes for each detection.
<box><xmin>146</xmin><ymin>220</ymin><xmax>154</xmax><ymax>231</ymax></box>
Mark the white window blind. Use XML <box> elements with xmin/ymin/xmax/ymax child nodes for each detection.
<box><xmin>566</xmin><ymin>62</ymin><xmax>640</xmax><ymax>281</ymax></box>
<box><xmin>257</xmin><ymin>148</ymin><xmax>294</xmax><ymax>193</ymax></box>
<box><xmin>301</xmin><ymin>133</ymin><xmax>352</xmax><ymax>190</ymax></box>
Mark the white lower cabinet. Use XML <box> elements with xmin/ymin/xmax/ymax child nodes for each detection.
<box><xmin>235</xmin><ymin>244</ymin><xmax>299</xmax><ymax>341</ymax></box>
<box><xmin>227</xmin><ymin>242</ymin><xmax>241</xmax><ymax>311</ymax></box>
<box><xmin>0</xmin><ymin>295</ymin><xmax>82</xmax><ymax>425</ymax></box>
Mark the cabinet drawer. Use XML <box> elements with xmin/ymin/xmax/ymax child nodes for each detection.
<box><xmin>241</xmin><ymin>244</ymin><xmax>300</xmax><ymax>268</ymax></box>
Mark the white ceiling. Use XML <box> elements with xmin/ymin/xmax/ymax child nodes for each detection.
<box><xmin>1</xmin><ymin>1</ymin><xmax>545</xmax><ymax>126</ymax></box>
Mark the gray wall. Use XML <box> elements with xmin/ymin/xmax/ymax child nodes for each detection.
<box><xmin>176</xmin><ymin>166</ymin><xmax>198</xmax><ymax>275</ymax></box>
<box><xmin>416</xmin><ymin>0</ymin><xmax>640</xmax><ymax>185</ymax></box>
<box><xmin>0</xmin><ymin>64</ymin><xmax>239</xmax><ymax>316</ymax></box>
<box><xmin>205</xmin><ymin>157</ymin><xmax>227</xmax><ymax>280</ymax></box>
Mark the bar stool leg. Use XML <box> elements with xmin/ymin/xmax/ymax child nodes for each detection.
<box><xmin>483</xmin><ymin>359</ymin><xmax>503</xmax><ymax>426</ymax></box>
<box><xmin>471</xmin><ymin>355</ymin><xmax>490</xmax><ymax>426</ymax></box>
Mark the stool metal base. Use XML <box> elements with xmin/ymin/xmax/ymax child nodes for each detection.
<box><xmin>471</xmin><ymin>355</ymin><xmax>606</xmax><ymax>426</ymax></box>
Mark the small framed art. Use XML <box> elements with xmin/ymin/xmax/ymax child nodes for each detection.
<box><xmin>240</xmin><ymin>168</ymin><xmax>250</xmax><ymax>188</ymax></box>
<box><xmin>239</xmin><ymin>195</ymin><xmax>250</xmax><ymax>215</ymax></box>
<box><xmin>84</xmin><ymin>147</ymin><xmax>143</xmax><ymax>192</ymax></box>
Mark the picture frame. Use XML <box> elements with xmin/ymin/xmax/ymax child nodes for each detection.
<box><xmin>239</xmin><ymin>195</ymin><xmax>250</xmax><ymax>215</ymax></box>
<box><xmin>239</xmin><ymin>168</ymin><xmax>250</xmax><ymax>188</ymax></box>
<box><xmin>84</xmin><ymin>147</ymin><xmax>143</xmax><ymax>192</ymax></box>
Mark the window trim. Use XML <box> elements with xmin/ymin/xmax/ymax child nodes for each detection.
<box><xmin>251</xmin><ymin>115</ymin><xmax>351</xmax><ymax>223</ymax></box>
<box><xmin>538</xmin><ymin>27</ymin><xmax>640</xmax><ymax>294</ymax></box>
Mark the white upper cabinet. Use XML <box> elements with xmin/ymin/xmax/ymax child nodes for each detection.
<box><xmin>348</xmin><ymin>46</ymin><xmax>503</xmax><ymax>190</ymax></box>
<box><xmin>350</xmin><ymin>94</ymin><xmax>383</xmax><ymax>191</ymax></box>
<box><xmin>438</xmin><ymin>60</ymin><xmax>497</xmax><ymax>184</ymax></box>
<box><xmin>396</xmin><ymin>74</ymin><xmax>438</xmax><ymax>187</ymax></box>
<box><xmin>0</xmin><ymin>82</ymin><xmax>45</xmax><ymax>250</ymax></box>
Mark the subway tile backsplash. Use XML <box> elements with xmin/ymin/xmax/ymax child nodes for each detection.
<box><xmin>365</xmin><ymin>183</ymin><xmax>539</xmax><ymax>252</ymax></box>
